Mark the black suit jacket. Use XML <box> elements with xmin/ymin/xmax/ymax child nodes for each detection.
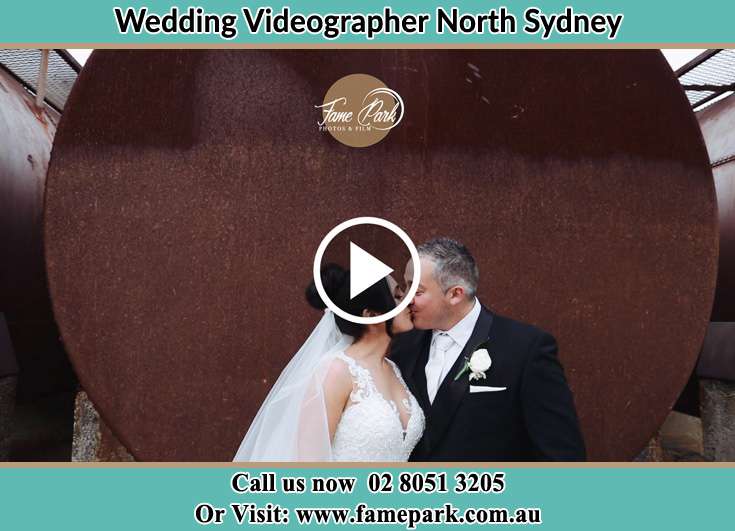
<box><xmin>391</xmin><ymin>306</ymin><xmax>586</xmax><ymax>461</ymax></box>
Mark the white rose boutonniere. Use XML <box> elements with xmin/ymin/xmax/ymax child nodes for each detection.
<box><xmin>454</xmin><ymin>342</ymin><xmax>493</xmax><ymax>381</ymax></box>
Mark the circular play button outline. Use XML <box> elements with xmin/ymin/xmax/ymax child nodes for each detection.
<box><xmin>313</xmin><ymin>216</ymin><xmax>421</xmax><ymax>325</ymax></box>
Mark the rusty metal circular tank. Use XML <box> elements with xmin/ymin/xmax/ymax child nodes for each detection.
<box><xmin>44</xmin><ymin>50</ymin><xmax>717</xmax><ymax>461</ymax></box>
<box><xmin>697</xmin><ymin>95</ymin><xmax>735</xmax><ymax>323</ymax></box>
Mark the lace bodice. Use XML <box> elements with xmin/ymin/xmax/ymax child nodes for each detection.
<box><xmin>331</xmin><ymin>352</ymin><xmax>425</xmax><ymax>461</ymax></box>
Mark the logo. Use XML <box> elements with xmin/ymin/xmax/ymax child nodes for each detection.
<box><xmin>316</xmin><ymin>73</ymin><xmax>405</xmax><ymax>148</ymax></box>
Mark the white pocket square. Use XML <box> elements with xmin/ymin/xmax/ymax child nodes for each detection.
<box><xmin>469</xmin><ymin>385</ymin><xmax>507</xmax><ymax>393</ymax></box>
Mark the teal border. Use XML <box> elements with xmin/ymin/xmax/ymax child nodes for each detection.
<box><xmin>2</xmin><ymin>466</ymin><xmax>733</xmax><ymax>529</ymax></box>
<box><xmin>0</xmin><ymin>1</ymin><xmax>733</xmax><ymax>44</ymax></box>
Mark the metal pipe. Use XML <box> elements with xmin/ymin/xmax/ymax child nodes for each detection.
<box><xmin>35</xmin><ymin>49</ymin><xmax>49</xmax><ymax>110</ymax></box>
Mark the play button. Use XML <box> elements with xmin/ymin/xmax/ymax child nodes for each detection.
<box><xmin>313</xmin><ymin>217</ymin><xmax>421</xmax><ymax>325</ymax></box>
<box><xmin>350</xmin><ymin>242</ymin><xmax>394</xmax><ymax>299</ymax></box>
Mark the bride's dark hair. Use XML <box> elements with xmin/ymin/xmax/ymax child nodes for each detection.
<box><xmin>306</xmin><ymin>263</ymin><xmax>396</xmax><ymax>340</ymax></box>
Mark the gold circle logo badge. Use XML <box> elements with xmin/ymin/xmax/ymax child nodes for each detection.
<box><xmin>316</xmin><ymin>73</ymin><xmax>405</xmax><ymax>148</ymax></box>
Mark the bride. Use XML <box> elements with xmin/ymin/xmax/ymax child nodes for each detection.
<box><xmin>233</xmin><ymin>264</ymin><xmax>425</xmax><ymax>461</ymax></box>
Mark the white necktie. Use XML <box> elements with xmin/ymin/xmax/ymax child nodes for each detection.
<box><xmin>426</xmin><ymin>332</ymin><xmax>455</xmax><ymax>403</ymax></box>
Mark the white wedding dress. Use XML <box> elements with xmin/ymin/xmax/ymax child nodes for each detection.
<box><xmin>331</xmin><ymin>352</ymin><xmax>425</xmax><ymax>461</ymax></box>
<box><xmin>233</xmin><ymin>310</ymin><xmax>425</xmax><ymax>462</ymax></box>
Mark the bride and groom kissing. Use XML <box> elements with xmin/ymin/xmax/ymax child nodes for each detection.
<box><xmin>234</xmin><ymin>237</ymin><xmax>586</xmax><ymax>462</ymax></box>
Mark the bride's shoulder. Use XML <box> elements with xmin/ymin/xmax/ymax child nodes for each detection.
<box><xmin>319</xmin><ymin>353</ymin><xmax>355</xmax><ymax>390</ymax></box>
<box><xmin>319</xmin><ymin>351</ymin><xmax>359</xmax><ymax>374</ymax></box>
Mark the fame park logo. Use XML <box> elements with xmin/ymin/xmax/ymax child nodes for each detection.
<box><xmin>316</xmin><ymin>73</ymin><xmax>405</xmax><ymax>148</ymax></box>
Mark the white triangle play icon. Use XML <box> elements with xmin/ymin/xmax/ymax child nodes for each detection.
<box><xmin>350</xmin><ymin>242</ymin><xmax>394</xmax><ymax>300</ymax></box>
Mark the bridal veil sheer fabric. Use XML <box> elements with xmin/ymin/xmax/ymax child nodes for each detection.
<box><xmin>233</xmin><ymin>310</ymin><xmax>351</xmax><ymax>461</ymax></box>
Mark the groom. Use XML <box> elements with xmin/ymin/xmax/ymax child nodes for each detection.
<box><xmin>391</xmin><ymin>238</ymin><xmax>586</xmax><ymax>461</ymax></box>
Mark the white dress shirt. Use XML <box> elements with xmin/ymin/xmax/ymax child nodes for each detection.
<box><xmin>425</xmin><ymin>298</ymin><xmax>482</xmax><ymax>403</ymax></box>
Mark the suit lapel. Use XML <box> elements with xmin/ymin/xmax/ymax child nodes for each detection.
<box><xmin>405</xmin><ymin>331</ymin><xmax>432</xmax><ymax>413</ymax></box>
<box><xmin>427</xmin><ymin>306</ymin><xmax>494</xmax><ymax>450</ymax></box>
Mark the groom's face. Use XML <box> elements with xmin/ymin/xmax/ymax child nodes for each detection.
<box><xmin>404</xmin><ymin>258</ymin><xmax>449</xmax><ymax>330</ymax></box>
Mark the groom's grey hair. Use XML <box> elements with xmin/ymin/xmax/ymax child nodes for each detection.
<box><xmin>417</xmin><ymin>237</ymin><xmax>479</xmax><ymax>298</ymax></box>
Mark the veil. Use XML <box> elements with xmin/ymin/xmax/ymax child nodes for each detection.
<box><xmin>232</xmin><ymin>309</ymin><xmax>353</xmax><ymax>461</ymax></box>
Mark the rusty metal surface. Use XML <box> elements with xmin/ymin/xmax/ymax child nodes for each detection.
<box><xmin>697</xmin><ymin>323</ymin><xmax>735</xmax><ymax>382</ymax></box>
<box><xmin>0</xmin><ymin>66</ymin><xmax>59</xmax><ymax>313</ymax></box>
<box><xmin>697</xmin><ymin>94</ymin><xmax>735</xmax><ymax>323</ymax></box>
<box><xmin>44</xmin><ymin>50</ymin><xmax>717</xmax><ymax>461</ymax></box>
